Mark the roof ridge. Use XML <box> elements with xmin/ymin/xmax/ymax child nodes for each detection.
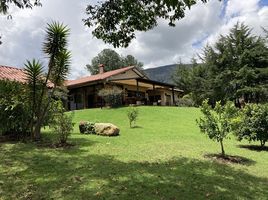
<box><xmin>0</xmin><ymin>65</ymin><xmax>25</xmax><ymax>71</ymax></box>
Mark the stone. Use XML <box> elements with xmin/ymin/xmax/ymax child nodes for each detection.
<box><xmin>94</xmin><ymin>123</ymin><xmax>120</xmax><ymax>136</ymax></box>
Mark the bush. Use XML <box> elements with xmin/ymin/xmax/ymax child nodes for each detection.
<box><xmin>79</xmin><ymin>121</ymin><xmax>96</xmax><ymax>134</ymax></box>
<box><xmin>197</xmin><ymin>100</ymin><xmax>238</xmax><ymax>156</ymax></box>
<box><xmin>176</xmin><ymin>94</ymin><xmax>195</xmax><ymax>107</ymax></box>
<box><xmin>234</xmin><ymin>103</ymin><xmax>268</xmax><ymax>147</ymax></box>
<box><xmin>98</xmin><ymin>86</ymin><xmax>123</xmax><ymax>107</ymax></box>
<box><xmin>50</xmin><ymin>101</ymin><xmax>74</xmax><ymax>144</ymax></box>
<box><xmin>127</xmin><ymin>107</ymin><xmax>139</xmax><ymax>128</ymax></box>
<box><xmin>0</xmin><ymin>80</ymin><xmax>31</xmax><ymax>138</ymax></box>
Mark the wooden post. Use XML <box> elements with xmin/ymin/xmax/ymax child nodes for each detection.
<box><xmin>172</xmin><ymin>87</ymin><xmax>175</xmax><ymax>106</ymax></box>
<box><xmin>83</xmin><ymin>88</ymin><xmax>87</xmax><ymax>109</ymax></box>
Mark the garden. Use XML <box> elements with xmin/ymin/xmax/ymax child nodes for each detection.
<box><xmin>1</xmin><ymin>106</ymin><xmax>268</xmax><ymax>199</ymax></box>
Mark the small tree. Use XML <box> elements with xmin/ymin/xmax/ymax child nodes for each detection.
<box><xmin>127</xmin><ymin>107</ymin><xmax>139</xmax><ymax>128</ymax></box>
<box><xmin>197</xmin><ymin>100</ymin><xmax>238</xmax><ymax>156</ymax></box>
<box><xmin>50</xmin><ymin>101</ymin><xmax>74</xmax><ymax>145</ymax></box>
<box><xmin>234</xmin><ymin>104</ymin><xmax>268</xmax><ymax>147</ymax></box>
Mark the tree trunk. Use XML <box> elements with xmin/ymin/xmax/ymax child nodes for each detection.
<box><xmin>220</xmin><ymin>140</ymin><xmax>225</xmax><ymax>157</ymax></box>
<box><xmin>33</xmin><ymin>122</ymin><xmax>42</xmax><ymax>141</ymax></box>
<box><xmin>260</xmin><ymin>140</ymin><xmax>265</xmax><ymax>148</ymax></box>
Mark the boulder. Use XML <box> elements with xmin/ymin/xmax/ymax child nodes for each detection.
<box><xmin>94</xmin><ymin>123</ymin><xmax>120</xmax><ymax>136</ymax></box>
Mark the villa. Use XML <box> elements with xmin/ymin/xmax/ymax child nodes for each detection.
<box><xmin>0</xmin><ymin>65</ymin><xmax>183</xmax><ymax>110</ymax></box>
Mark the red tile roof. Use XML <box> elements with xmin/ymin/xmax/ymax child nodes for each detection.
<box><xmin>66</xmin><ymin>66</ymin><xmax>135</xmax><ymax>87</ymax></box>
<box><xmin>0</xmin><ymin>65</ymin><xmax>53</xmax><ymax>87</ymax></box>
<box><xmin>0</xmin><ymin>65</ymin><xmax>27</xmax><ymax>83</ymax></box>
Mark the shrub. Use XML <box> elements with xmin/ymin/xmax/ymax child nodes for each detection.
<box><xmin>0</xmin><ymin>80</ymin><xmax>31</xmax><ymax>138</ymax></box>
<box><xmin>98</xmin><ymin>86</ymin><xmax>123</xmax><ymax>107</ymax></box>
<box><xmin>176</xmin><ymin>94</ymin><xmax>195</xmax><ymax>107</ymax></box>
<box><xmin>127</xmin><ymin>107</ymin><xmax>139</xmax><ymax>128</ymax></box>
<box><xmin>50</xmin><ymin>101</ymin><xmax>74</xmax><ymax>144</ymax></box>
<box><xmin>197</xmin><ymin>100</ymin><xmax>238</xmax><ymax>156</ymax></box>
<box><xmin>79</xmin><ymin>121</ymin><xmax>96</xmax><ymax>134</ymax></box>
<box><xmin>234</xmin><ymin>103</ymin><xmax>268</xmax><ymax>147</ymax></box>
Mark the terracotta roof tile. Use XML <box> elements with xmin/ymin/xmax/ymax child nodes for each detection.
<box><xmin>66</xmin><ymin>66</ymin><xmax>135</xmax><ymax>87</ymax></box>
<box><xmin>0</xmin><ymin>65</ymin><xmax>54</xmax><ymax>88</ymax></box>
<box><xmin>0</xmin><ymin>65</ymin><xmax>27</xmax><ymax>83</ymax></box>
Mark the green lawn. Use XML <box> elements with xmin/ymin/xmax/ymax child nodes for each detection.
<box><xmin>0</xmin><ymin>106</ymin><xmax>268</xmax><ymax>200</ymax></box>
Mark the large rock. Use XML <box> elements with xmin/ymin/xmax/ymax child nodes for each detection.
<box><xmin>94</xmin><ymin>123</ymin><xmax>120</xmax><ymax>136</ymax></box>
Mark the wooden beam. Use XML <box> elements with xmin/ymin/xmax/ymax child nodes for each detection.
<box><xmin>172</xmin><ymin>87</ymin><xmax>175</xmax><ymax>106</ymax></box>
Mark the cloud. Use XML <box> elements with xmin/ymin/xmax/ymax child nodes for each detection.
<box><xmin>0</xmin><ymin>0</ymin><xmax>267</xmax><ymax>79</ymax></box>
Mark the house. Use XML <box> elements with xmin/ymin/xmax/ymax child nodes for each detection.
<box><xmin>66</xmin><ymin>65</ymin><xmax>183</xmax><ymax>110</ymax></box>
<box><xmin>0</xmin><ymin>65</ymin><xmax>183</xmax><ymax>110</ymax></box>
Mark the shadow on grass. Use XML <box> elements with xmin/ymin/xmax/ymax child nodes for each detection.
<box><xmin>204</xmin><ymin>153</ymin><xmax>256</xmax><ymax>166</ymax></box>
<box><xmin>238</xmin><ymin>144</ymin><xmax>268</xmax><ymax>152</ymax></box>
<box><xmin>131</xmin><ymin>125</ymin><xmax>143</xmax><ymax>129</ymax></box>
<box><xmin>0</xmin><ymin>141</ymin><xmax>268</xmax><ymax>200</ymax></box>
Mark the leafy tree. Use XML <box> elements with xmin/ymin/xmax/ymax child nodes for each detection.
<box><xmin>86</xmin><ymin>48</ymin><xmax>143</xmax><ymax>75</ymax></box>
<box><xmin>84</xmin><ymin>0</ymin><xmax>209</xmax><ymax>47</ymax></box>
<box><xmin>0</xmin><ymin>79</ymin><xmax>31</xmax><ymax>137</ymax></box>
<box><xmin>0</xmin><ymin>0</ymin><xmax>41</xmax><ymax>15</ymax></box>
<box><xmin>234</xmin><ymin>104</ymin><xmax>268</xmax><ymax>147</ymax></box>
<box><xmin>24</xmin><ymin>22</ymin><xmax>71</xmax><ymax>140</ymax></box>
<box><xmin>50</xmin><ymin>100</ymin><xmax>74</xmax><ymax>145</ymax></box>
<box><xmin>197</xmin><ymin>100</ymin><xmax>238</xmax><ymax>156</ymax></box>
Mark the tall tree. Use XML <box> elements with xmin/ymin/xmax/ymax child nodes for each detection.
<box><xmin>86</xmin><ymin>48</ymin><xmax>143</xmax><ymax>75</ymax></box>
<box><xmin>173</xmin><ymin>23</ymin><xmax>268</xmax><ymax>106</ymax></box>
<box><xmin>25</xmin><ymin>22</ymin><xmax>71</xmax><ymax>140</ymax></box>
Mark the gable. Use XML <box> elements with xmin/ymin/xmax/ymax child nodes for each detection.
<box><xmin>108</xmin><ymin>68</ymin><xmax>148</xmax><ymax>81</ymax></box>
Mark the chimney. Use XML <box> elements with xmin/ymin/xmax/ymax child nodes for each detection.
<box><xmin>99</xmin><ymin>64</ymin><xmax>105</xmax><ymax>74</ymax></box>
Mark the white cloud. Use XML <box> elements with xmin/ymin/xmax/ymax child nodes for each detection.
<box><xmin>0</xmin><ymin>0</ymin><xmax>267</xmax><ymax>79</ymax></box>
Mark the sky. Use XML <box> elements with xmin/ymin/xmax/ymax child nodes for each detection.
<box><xmin>0</xmin><ymin>0</ymin><xmax>268</xmax><ymax>79</ymax></box>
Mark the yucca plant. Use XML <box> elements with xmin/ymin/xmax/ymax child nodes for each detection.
<box><xmin>25</xmin><ymin>21</ymin><xmax>71</xmax><ymax>140</ymax></box>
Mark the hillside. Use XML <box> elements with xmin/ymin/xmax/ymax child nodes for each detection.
<box><xmin>144</xmin><ymin>64</ymin><xmax>177</xmax><ymax>84</ymax></box>
<box><xmin>144</xmin><ymin>64</ymin><xmax>193</xmax><ymax>84</ymax></box>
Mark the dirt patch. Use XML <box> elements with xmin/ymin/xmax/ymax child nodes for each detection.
<box><xmin>204</xmin><ymin>153</ymin><xmax>255</xmax><ymax>166</ymax></box>
<box><xmin>238</xmin><ymin>145</ymin><xmax>268</xmax><ymax>152</ymax></box>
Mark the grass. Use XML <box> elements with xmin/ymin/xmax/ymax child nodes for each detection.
<box><xmin>0</xmin><ymin>106</ymin><xmax>268</xmax><ymax>200</ymax></box>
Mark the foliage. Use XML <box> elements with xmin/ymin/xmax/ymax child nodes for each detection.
<box><xmin>24</xmin><ymin>21</ymin><xmax>71</xmax><ymax>140</ymax></box>
<box><xmin>234</xmin><ymin>104</ymin><xmax>268</xmax><ymax>147</ymax></box>
<box><xmin>79</xmin><ymin>121</ymin><xmax>96</xmax><ymax>134</ymax></box>
<box><xmin>127</xmin><ymin>107</ymin><xmax>139</xmax><ymax>128</ymax></box>
<box><xmin>173</xmin><ymin>23</ymin><xmax>268</xmax><ymax>106</ymax></box>
<box><xmin>197</xmin><ymin>100</ymin><xmax>238</xmax><ymax>156</ymax></box>
<box><xmin>98</xmin><ymin>86</ymin><xmax>123</xmax><ymax>107</ymax></box>
<box><xmin>86</xmin><ymin>48</ymin><xmax>143</xmax><ymax>75</ymax></box>
<box><xmin>83</xmin><ymin>0</ymin><xmax>208</xmax><ymax>47</ymax></box>
<box><xmin>50</xmin><ymin>101</ymin><xmax>74</xmax><ymax>144</ymax></box>
<box><xmin>0</xmin><ymin>0</ymin><xmax>41</xmax><ymax>15</ymax></box>
<box><xmin>0</xmin><ymin>80</ymin><xmax>31</xmax><ymax>137</ymax></box>
<box><xmin>176</xmin><ymin>94</ymin><xmax>195</xmax><ymax>107</ymax></box>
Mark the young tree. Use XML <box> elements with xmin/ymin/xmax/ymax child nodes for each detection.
<box><xmin>86</xmin><ymin>48</ymin><xmax>143</xmax><ymax>75</ymax></box>
<box><xmin>197</xmin><ymin>100</ymin><xmax>238</xmax><ymax>156</ymax></box>
<box><xmin>25</xmin><ymin>22</ymin><xmax>71</xmax><ymax>140</ymax></box>
<box><xmin>234</xmin><ymin>104</ymin><xmax>268</xmax><ymax>147</ymax></box>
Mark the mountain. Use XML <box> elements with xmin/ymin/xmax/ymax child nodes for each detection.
<box><xmin>144</xmin><ymin>64</ymin><xmax>178</xmax><ymax>84</ymax></box>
